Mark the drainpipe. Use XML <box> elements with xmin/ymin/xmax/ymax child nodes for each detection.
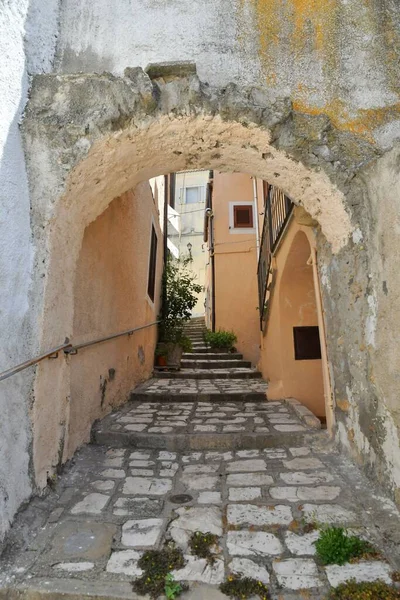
<box><xmin>309</xmin><ymin>247</ymin><xmax>335</xmax><ymax>435</ymax></box>
<box><xmin>210</xmin><ymin>213</ymin><xmax>216</xmax><ymax>333</ymax></box>
<box><xmin>162</xmin><ymin>175</ymin><xmax>169</xmax><ymax>325</ymax></box>
<box><xmin>252</xmin><ymin>177</ymin><xmax>260</xmax><ymax>261</ymax></box>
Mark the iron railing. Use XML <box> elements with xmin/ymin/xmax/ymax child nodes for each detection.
<box><xmin>0</xmin><ymin>321</ymin><xmax>159</xmax><ymax>382</ymax></box>
<box><xmin>257</xmin><ymin>184</ymin><xmax>293</xmax><ymax>328</ymax></box>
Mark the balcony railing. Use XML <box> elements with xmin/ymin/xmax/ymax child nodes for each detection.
<box><xmin>257</xmin><ymin>184</ymin><xmax>293</xmax><ymax>329</ymax></box>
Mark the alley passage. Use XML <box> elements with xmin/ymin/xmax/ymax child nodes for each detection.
<box><xmin>1</xmin><ymin>321</ymin><xmax>400</xmax><ymax>599</ymax></box>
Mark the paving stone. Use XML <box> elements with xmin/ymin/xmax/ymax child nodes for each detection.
<box><xmin>47</xmin><ymin>507</ymin><xmax>64</xmax><ymax>523</ymax></box>
<box><xmin>205</xmin><ymin>451</ymin><xmax>233</xmax><ymax>461</ymax></box>
<box><xmin>121</xmin><ymin>518</ymin><xmax>163</xmax><ymax>548</ymax></box>
<box><xmin>48</xmin><ymin>521</ymin><xmax>117</xmax><ymax>561</ymax></box>
<box><xmin>226</xmin><ymin>459</ymin><xmax>267</xmax><ymax>473</ymax></box>
<box><xmin>227</xmin><ymin>504</ymin><xmax>293</xmax><ymax>526</ymax></box>
<box><xmin>125</xmin><ymin>424</ymin><xmax>148</xmax><ymax>432</ymax></box>
<box><xmin>285</xmin><ymin>530</ymin><xmax>319</xmax><ymax>555</ymax></box>
<box><xmin>104</xmin><ymin>457</ymin><xmax>124</xmax><ymax>467</ymax></box>
<box><xmin>123</xmin><ymin>477</ymin><xmax>173</xmax><ymax>496</ymax></box>
<box><xmin>131</xmin><ymin>469</ymin><xmax>154</xmax><ymax>476</ymax></box>
<box><xmin>183</xmin><ymin>464</ymin><xmax>219</xmax><ymax>474</ymax></box>
<box><xmin>198</xmin><ymin>491</ymin><xmax>221</xmax><ymax>504</ymax></box>
<box><xmin>283</xmin><ymin>458</ymin><xmax>325</xmax><ymax>470</ymax></box>
<box><xmin>101</xmin><ymin>468</ymin><xmax>126</xmax><ymax>478</ymax></box>
<box><xmin>53</xmin><ymin>562</ymin><xmax>94</xmax><ymax>572</ymax></box>
<box><xmin>182</xmin><ymin>453</ymin><xmax>203</xmax><ymax>463</ymax></box>
<box><xmin>280</xmin><ymin>471</ymin><xmax>335</xmax><ymax>485</ymax></box>
<box><xmin>270</xmin><ymin>486</ymin><xmax>341</xmax><ymax>501</ymax></box>
<box><xmin>169</xmin><ymin>506</ymin><xmax>222</xmax><ymax>549</ymax></box>
<box><xmin>325</xmin><ymin>561</ymin><xmax>392</xmax><ymax>586</ymax></box>
<box><xmin>181</xmin><ymin>474</ymin><xmax>218</xmax><ymax>490</ymax></box>
<box><xmin>129</xmin><ymin>460</ymin><xmax>155</xmax><ymax>468</ymax></box>
<box><xmin>227</xmin><ymin>473</ymin><xmax>274</xmax><ymax>486</ymax></box>
<box><xmin>113</xmin><ymin>497</ymin><xmax>163</xmax><ymax>517</ymax></box>
<box><xmin>158</xmin><ymin>451</ymin><xmax>177</xmax><ymax>460</ymax></box>
<box><xmin>229</xmin><ymin>558</ymin><xmax>270</xmax><ymax>584</ymax></box>
<box><xmin>106</xmin><ymin>550</ymin><xmax>143</xmax><ymax>576</ymax></box>
<box><xmin>289</xmin><ymin>447</ymin><xmax>311</xmax><ymax>457</ymax></box>
<box><xmin>172</xmin><ymin>556</ymin><xmax>225</xmax><ymax>585</ymax></box>
<box><xmin>263</xmin><ymin>448</ymin><xmax>287</xmax><ymax>459</ymax></box>
<box><xmin>302</xmin><ymin>504</ymin><xmax>357</xmax><ymax>525</ymax></box>
<box><xmin>228</xmin><ymin>487</ymin><xmax>261</xmax><ymax>501</ymax></box>
<box><xmin>90</xmin><ymin>480</ymin><xmax>115</xmax><ymax>492</ymax></box>
<box><xmin>106</xmin><ymin>449</ymin><xmax>126</xmax><ymax>457</ymax></box>
<box><xmin>227</xmin><ymin>531</ymin><xmax>283</xmax><ymax>556</ymax></box>
<box><xmin>274</xmin><ymin>424</ymin><xmax>305</xmax><ymax>432</ymax></box>
<box><xmin>223</xmin><ymin>425</ymin><xmax>246</xmax><ymax>432</ymax></box>
<box><xmin>149</xmin><ymin>426</ymin><xmax>174</xmax><ymax>433</ymax></box>
<box><xmin>130</xmin><ymin>451</ymin><xmax>151</xmax><ymax>459</ymax></box>
<box><xmin>273</xmin><ymin>558</ymin><xmax>323</xmax><ymax>589</ymax></box>
<box><xmin>194</xmin><ymin>425</ymin><xmax>217</xmax><ymax>432</ymax></box>
<box><xmin>71</xmin><ymin>493</ymin><xmax>109</xmax><ymax>514</ymax></box>
<box><xmin>236</xmin><ymin>450</ymin><xmax>260</xmax><ymax>458</ymax></box>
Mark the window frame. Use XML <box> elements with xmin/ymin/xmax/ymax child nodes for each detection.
<box><xmin>228</xmin><ymin>201</ymin><xmax>256</xmax><ymax>234</ymax></box>
<box><xmin>147</xmin><ymin>223</ymin><xmax>158</xmax><ymax>303</ymax></box>
<box><xmin>180</xmin><ymin>184</ymin><xmax>206</xmax><ymax>204</ymax></box>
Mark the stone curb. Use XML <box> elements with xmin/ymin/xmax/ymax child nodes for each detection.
<box><xmin>285</xmin><ymin>397</ymin><xmax>322</xmax><ymax>429</ymax></box>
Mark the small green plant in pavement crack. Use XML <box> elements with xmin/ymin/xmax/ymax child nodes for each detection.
<box><xmin>315</xmin><ymin>526</ymin><xmax>380</xmax><ymax>565</ymax></box>
<box><xmin>165</xmin><ymin>573</ymin><xmax>183</xmax><ymax>599</ymax></box>
<box><xmin>132</xmin><ymin>544</ymin><xmax>186</xmax><ymax>599</ymax></box>
<box><xmin>325</xmin><ymin>579</ymin><xmax>400</xmax><ymax>599</ymax></box>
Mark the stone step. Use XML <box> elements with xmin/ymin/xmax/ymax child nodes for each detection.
<box><xmin>183</xmin><ymin>352</ymin><xmax>243</xmax><ymax>360</ymax></box>
<box><xmin>181</xmin><ymin>359</ymin><xmax>252</xmax><ymax>369</ymax></box>
<box><xmin>92</xmin><ymin>399</ymin><xmax>321</xmax><ymax>450</ymax></box>
<box><xmin>154</xmin><ymin>369</ymin><xmax>262</xmax><ymax>379</ymax></box>
<box><xmin>130</xmin><ymin>390</ymin><xmax>267</xmax><ymax>403</ymax></box>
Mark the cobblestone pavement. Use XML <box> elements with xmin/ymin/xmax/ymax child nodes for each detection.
<box><xmin>1</xmin><ymin>440</ymin><xmax>400</xmax><ymax>599</ymax></box>
<box><xmin>102</xmin><ymin>400</ymin><xmax>308</xmax><ymax>435</ymax></box>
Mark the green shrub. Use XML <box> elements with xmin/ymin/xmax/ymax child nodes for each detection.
<box><xmin>326</xmin><ymin>580</ymin><xmax>400</xmax><ymax>600</ymax></box>
<box><xmin>204</xmin><ymin>329</ymin><xmax>237</xmax><ymax>350</ymax></box>
<box><xmin>220</xmin><ymin>575</ymin><xmax>271</xmax><ymax>599</ymax></box>
<box><xmin>315</xmin><ymin>527</ymin><xmax>379</xmax><ymax>566</ymax></box>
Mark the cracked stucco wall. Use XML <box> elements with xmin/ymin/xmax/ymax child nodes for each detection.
<box><xmin>0</xmin><ymin>0</ymin><xmax>60</xmax><ymax>544</ymax></box>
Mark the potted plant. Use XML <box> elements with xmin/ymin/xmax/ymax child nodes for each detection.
<box><xmin>204</xmin><ymin>329</ymin><xmax>237</xmax><ymax>353</ymax></box>
<box><xmin>159</xmin><ymin>255</ymin><xmax>201</xmax><ymax>368</ymax></box>
<box><xmin>154</xmin><ymin>343</ymin><xmax>168</xmax><ymax>367</ymax></box>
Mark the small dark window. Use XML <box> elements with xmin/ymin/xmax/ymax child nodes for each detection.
<box><xmin>293</xmin><ymin>326</ymin><xmax>322</xmax><ymax>360</ymax></box>
<box><xmin>147</xmin><ymin>225</ymin><xmax>158</xmax><ymax>302</ymax></box>
<box><xmin>234</xmin><ymin>205</ymin><xmax>253</xmax><ymax>228</ymax></box>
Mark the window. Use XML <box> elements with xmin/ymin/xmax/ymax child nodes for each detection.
<box><xmin>233</xmin><ymin>205</ymin><xmax>253</xmax><ymax>228</ymax></box>
<box><xmin>147</xmin><ymin>225</ymin><xmax>158</xmax><ymax>302</ymax></box>
<box><xmin>181</xmin><ymin>185</ymin><xmax>205</xmax><ymax>204</ymax></box>
<box><xmin>293</xmin><ymin>326</ymin><xmax>322</xmax><ymax>360</ymax></box>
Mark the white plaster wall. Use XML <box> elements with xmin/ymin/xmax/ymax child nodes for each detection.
<box><xmin>0</xmin><ymin>0</ymin><xmax>59</xmax><ymax>543</ymax></box>
<box><xmin>55</xmin><ymin>0</ymin><xmax>262</xmax><ymax>87</ymax></box>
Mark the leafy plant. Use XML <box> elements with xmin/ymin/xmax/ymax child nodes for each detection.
<box><xmin>189</xmin><ymin>531</ymin><xmax>220</xmax><ymax>564</ymax></box>
<box><xmin>155</xmin><ymin>343</ymin><xmax>168</xmax><ymax>357</ymax></box>
<box><xmin>325</xmin><ymin>580</ymin><xmax>400</xmax><ymax>600</ymax></box>
<box><xmin>315</xmin><ymin>527</ymin><xmax>379</xmax><ymax>566</ymax></box>
<box><xmin>165</xmin><ymin>573</ymin><xmax>183</xmax><ymax>599</ymax></box>
<box><xmin>132</xmin><ymin>545</ymin><xmax>186</xmax><ymax>599</ymax></box>
<box><xmin>160</xmin><ymin>255</ymin><xmax>202</xmax><ymax>347</ymax></box>
<box><xmin>204</xmin><ymin>329</ymin><xmax>237</xmax><ymax>350</ymax></box>
<box><xmin>220</xmin><ymin>575</ymin><xmax>271</xmax><ymax>599</ymax></box>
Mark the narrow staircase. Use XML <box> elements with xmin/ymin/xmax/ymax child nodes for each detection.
<box><xmin>93</xmin><ymin>318</ymin><xmax>321</xmax><ymax>450</ymax></box>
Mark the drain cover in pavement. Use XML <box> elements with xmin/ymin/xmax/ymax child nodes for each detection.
<box><xmin>170</xmin><ymin>494</ymin><xmax>193</xmax><ymax>504</ymax></box>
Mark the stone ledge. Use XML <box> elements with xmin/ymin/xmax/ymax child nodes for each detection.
<box><xmin>285</xmin><ymin>398</ymin><xmax>322</xmax><ymax>429</ymax></box>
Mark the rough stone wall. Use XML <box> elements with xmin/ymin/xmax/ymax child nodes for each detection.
<box><xmin>55</xmin><ymin>0</ymin><xmax>400</xmax><ymax>147</ymax></box>
<box><xmin>0</xmin><ymin>0</ymin><xmax>59</xmax><ymax>544</ymax></box>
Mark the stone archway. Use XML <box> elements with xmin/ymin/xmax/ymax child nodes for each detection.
<box><xmin>22</xmin><ymin>66</ymin><xmax>400</xmax><ymax>503</ymax></box>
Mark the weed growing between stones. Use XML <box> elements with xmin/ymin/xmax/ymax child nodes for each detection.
<box><xmin>189</xmin><ymin>531</ymin><xmax>220</xmax><ymax>564</ymax></box>
<box><xmin>220</xmin><ymin>575</ymin><xmax>271</xmax><ymax>599</ymax></box>
<box><xmin>325</xmin><ymin>580</ymin><xmax>400</xmax><ymax>599</ymax></box>
<box><xmin>132</xmin><ymin>544</ymin><xmax>186</xmax><ymax>599</ymax></box>
<box><xmin>315</xmin><ymin>527</ymin><xmax>380</xmax><ymax>565</ymax></box>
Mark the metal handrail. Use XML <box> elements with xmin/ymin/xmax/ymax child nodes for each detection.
<box><xmin>0</xmin><ymin>321</ymin><xmax>160</xmax><ymax>382</ymax></box>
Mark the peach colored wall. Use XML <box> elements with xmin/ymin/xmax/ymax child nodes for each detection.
<box><xmin>66</xmin><ymin>182</ymin><xmax>163</xmax><ymax>458</ymax></box>
<box><xmin>259</xmin><ymin>221</ymin><xmax>325</xmax><ymax>417</ymax></box>
<box><xmin>212</xmin><ymin>172</ymin><xmax>260</xmax><ymax>365</ymax></box>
